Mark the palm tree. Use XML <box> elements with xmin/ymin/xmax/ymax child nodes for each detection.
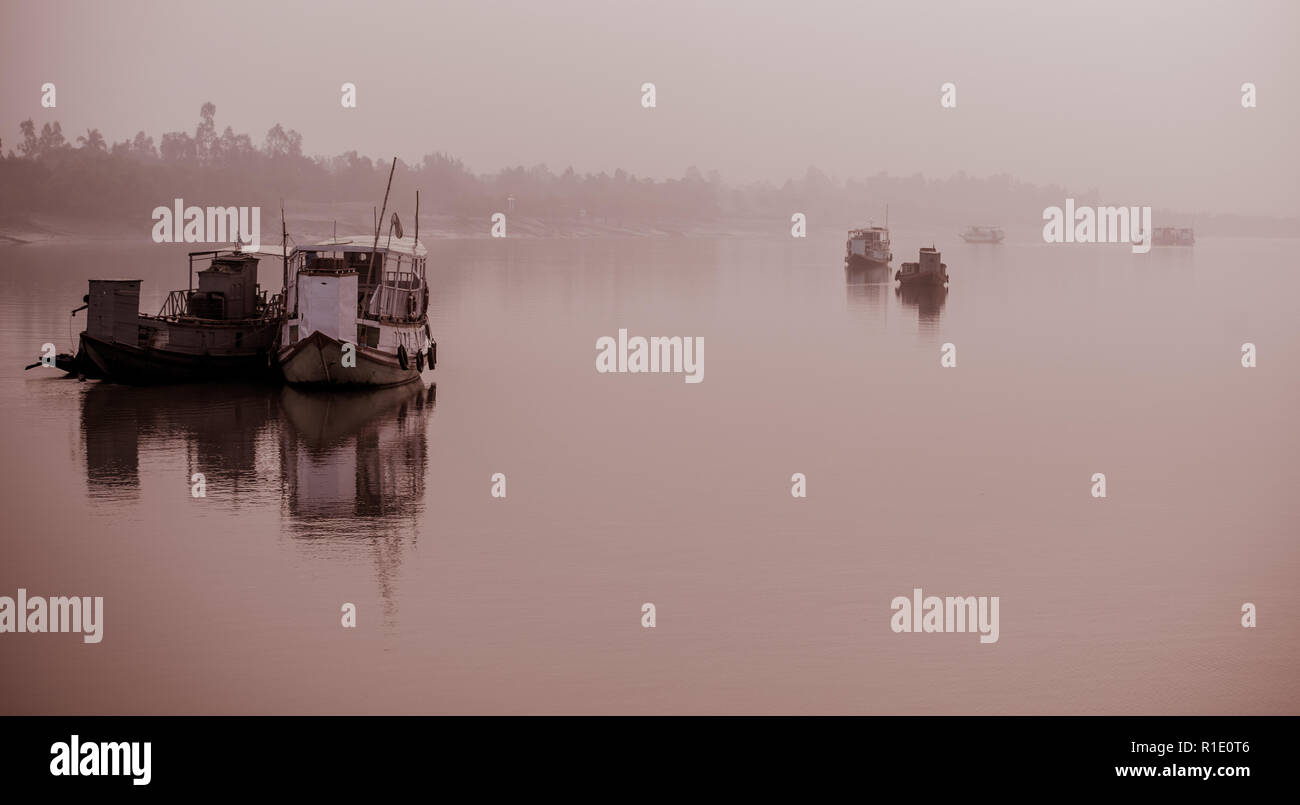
<box><xmin>76</xmin><ymin>128</ymin><xmax>106</xmax><ymax>151</ymax></box>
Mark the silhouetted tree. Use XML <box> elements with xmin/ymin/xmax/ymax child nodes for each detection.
<box><xmin>264</xmin><ymin>123</ymin><xmax>302</xmax><ymax>159</ymax></box>
<box><xmin>18</xmin><ymin>120</ymin><xmax>37</xmax><ymax>157</ymax></box>
<box><xmin>160</xmin><ymin>131</ymin><xmax>195</xmax><ymax>162</ymax></box>
<box><xmin>196</xmin><ymin>102</ymin><xmax>217</xmax><ymax>163</ymax></box>
<box><xmin>38</xmin><ymin>122</ymin><xmax>66</xmax><ymax>152</ymax></box>
<box><xmin>76</xmin><ymin>128</ymin><xmax>106</xmax><ymax>151</ymax></box>
<box><xmin>130</xmin><ymin>131</ymin><xmax>157</xmax><ymax>159</ymax></box>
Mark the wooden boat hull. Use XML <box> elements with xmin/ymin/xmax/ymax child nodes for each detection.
<box><xmin>279</xmin><ymin>330</ymin><xmax>427</xmax><ymax>388</ymax></box>
<box><xmin>894</xmin><ymin>269</ymin><xmax>949</xmax><ymax>288</ymax></box>
<box><xmin>82</xmin><ymin>332</ymin><xmax>276</xmax><ymax>385</ymax></box>
<box><xmin>26</xmin><ymin>333</ymin><xmax>104</xmax><ymax>378</ymax></box>
<box><xmin>846</xmin><ymin>252</ymin><xmax>891</xmax><ymax>266</ymax></box>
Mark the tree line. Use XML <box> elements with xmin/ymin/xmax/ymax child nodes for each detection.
<box><xmin>7</xmin><ymin>102</ymin><xmax>1282</xmax><ymax>235</ymax></box>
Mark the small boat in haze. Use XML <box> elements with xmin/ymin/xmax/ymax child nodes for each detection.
<box><xmin>78</xmin><ymin>249</ymin><xmax>283</xmax><ymax>384</ymax></box>
<box><xmin>959</xmin><ymin>225</ymin><xmax>1004</xmax><ymax>244</ymax></box>
<box><xmin>895</xmin><ymin>246</ymin><xmax>949</xmax><ymax>288</ymax></box>
<box><xmin>845</xmin><ymin>224</ymin><xmax>892</xmax><ymax>266</ymax></box>
<box><xmin>1151</xmin><ymin>226</ymin><xmax>1195</xmax><ymax>246</ymax></box>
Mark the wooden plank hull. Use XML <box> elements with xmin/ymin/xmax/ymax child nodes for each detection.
<box><xmin>895</xmin><ymin>271</ymin><xmax>949</xmax><ymax>288</ymax></box>
<box><xmin>82</xmin><ymin>333</ymin><xmax>276</xmax><ymax>385</ymax></box>
<box><xmin>846</xmin><ymin>251</ymin><xmax>891</xmax><ymax>266</ymax></box>
<box><xmin>279</xmin><ymin>330</ymin><xmax>424</xmax><ymax>388</ymax></box>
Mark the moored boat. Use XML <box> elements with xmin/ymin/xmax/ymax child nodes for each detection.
<box><xmin>895</xmin><ymin>246</ymin><xmax>949</xmax><ymax>288</ymax></box>
<box><xmin>960</xmin><ymin>225</ymin><xmax>1004</xmax><ymax>244</ymax></box>
<box><xmin>1151</xmin><ymin>226</ymin><xmax>1194</xmax><ymax>246</ymax></box>
<box><xmin>277</xmin><ymin>234</ymin><xmax>435</xmax><ymax>388</ymax></box>
<box><xmin>845</xmin><ymin>225</ymin><xmax>892</xmax><ymax>266</ymax></box>
<box><xmin>79</xmin><ymin>250</ymin><xmax>282</xmax><ymax>384</ymax></box>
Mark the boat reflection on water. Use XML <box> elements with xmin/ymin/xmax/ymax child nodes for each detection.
<box><xmin>278</xmin><ymin>383</ymin><xmax>434</xmax><ymax>521</ymax></box>
<box><xmin>80</xmin><ymin>382</ymin><xmax>278</xmax><ymax>501</ymax></box>
<box><xmin>895</xmin><ymin>284</ymin><xmax>947</xmax><ymax>331</ymax></box>
<box><xmin>278</xmin><ymin>382</ymin><xmax>435</xmax><ymax>622</ymax></box>
<box><xmin>79</xmin><ymin>380</ymin><xmax>436</xmax><ymax>620</ymax></box>
<box><xmin>844</xmin><ymin>263</ymin><xmax>891</xmax><ymax>315</ymax></box>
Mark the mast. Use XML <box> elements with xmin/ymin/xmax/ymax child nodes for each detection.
<box><xmin>280</xmin><ymin>199</ymin><xmax>288</xmax><ymax>301</ymax></box>
<box><xmin>369</xmin><ymin>158</ymin><xmax>397</xmax><ymax>286</ymax></box>
<box><xmin>414</xmin><ymin>190</ymin><xmax>420</xmax><ymax>276</ymax></box>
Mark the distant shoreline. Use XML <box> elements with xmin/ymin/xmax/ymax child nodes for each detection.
<box><xmin>0</xmin><ymin>210</ymin><xmax>797</xmax><ymax>246</ymax></box>
<box><xmin>3</xmin><ymin>210</ymin><xmax>1298</xmax><ymax>247</ymax></box>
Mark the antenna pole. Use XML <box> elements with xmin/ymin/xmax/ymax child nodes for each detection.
<box><xmin>370</xmin><ymin>158</ymin><xmax>397</xmax><ymax>285</ymax></box>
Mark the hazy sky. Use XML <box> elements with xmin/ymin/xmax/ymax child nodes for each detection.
<box><xmin>2</xmin><ymin>0</ymin><xmax>1297</xmax><ymax>216</ymax></box>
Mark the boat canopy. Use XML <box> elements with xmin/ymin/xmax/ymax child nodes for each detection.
<box><xmin>300</xmin><ymin>235</ymin><xmax>427</xmax><ymax>258</ymax></box>
<box><xmin>237</xmin><ymin>244</ymin><xmax>294</xmax><ymax>259</ymax></box>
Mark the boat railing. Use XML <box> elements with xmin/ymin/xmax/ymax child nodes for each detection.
<box><xmin>260</xmin><ymin>292</ymin><xmax>284</xmax><ymax>320</ymax></box>
<box><xmin>382</xmin><ymin>270</ymin><xmax>422</xmax><ymax>288</ymax></box>
<box><xmin>359</xmin><ymin>277</ymin><xmax>425</xmax><ymax>322</ymax></box>
<box><xmin>156</xmin><ymin>288</ymin><xmax>284</xmax><ymax>322</ymax></box>
<box><xmin>158</xmin><ymin>289</ymin><xmax>192</xmax><ymax>318</ymax></box>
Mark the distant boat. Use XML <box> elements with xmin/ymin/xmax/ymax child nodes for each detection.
<box><xmin>277</xmin><ymin>235</ymin><xmax>435</xmax><ymax>388</ymax></box>
<box><xmin>960</xmin><ymin>225</ymin><xmax>1004</xmax><ymax>244</ymax></box>
<box><xmin>845</xmin><ymin>225</ymin><xmax>892</xmax><ymax>266</ymax></box>
<box><xmin>1151</xmin><ymin>226</ymin><xmax>1194</xmax><ymax>246</ymax></box>
<box><xmin>79</xmin><ymin>250</ymin><xmax>283</xmax><ymax>384</ymax></box>
<box><xmin>895</xmin><ymin>246</ymin><xmax>949</xmax><ymax>288</ymax></box>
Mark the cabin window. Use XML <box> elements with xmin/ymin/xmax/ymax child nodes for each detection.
<box><xmin>358</xmin><ymin>324</ymin><xmax>381</xmax><ymax>348</ymax></box>
<box><xmin>289</xmin><ymin>325</ymin><xmax>299</xmax><ymax>344</ymax></box>
<box><xmin>345</xmin><ymin>252</ymin><xmax>381</xmax><ymax>273</ymax></box>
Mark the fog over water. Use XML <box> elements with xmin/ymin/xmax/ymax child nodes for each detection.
<box><xmin>1</xmin><ymin>234</ymin><xmax>1297</xmax><ymax>714</ymax></box>
<box><xmin>1</xmin><ymin>0</ymin><xmax>1297</xmax><ymax>216</ymax></box>
<box><xmin>0</xmin><ymin>2</ymin><xmax>1296</xmax><ymax>716</ymax></box>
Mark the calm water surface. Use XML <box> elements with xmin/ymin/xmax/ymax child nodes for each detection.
<box><xmin>1</xmin><ymin>230</ymin><xmax>1297</xmax><ymax>714</ymax></box>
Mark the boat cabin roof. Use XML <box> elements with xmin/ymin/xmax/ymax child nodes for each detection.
<box><xmin>848</xmin><ymin>226</ymin><xmax>888</xmax><ymax>236</ymax></box>
<box><xmin>299</xmin><ymin>235</ymin><xmax>427</xmax><ymax>258</ymax></box>
<box><xmin>237</xmin><ymin>244</ymin><xmax>292</xmax><ymax>259</ymax></box>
